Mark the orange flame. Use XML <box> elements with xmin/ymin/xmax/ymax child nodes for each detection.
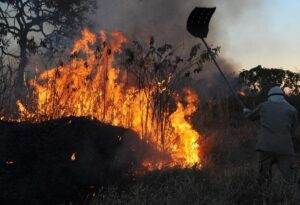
<box><xmin>17</xmin><ymin>28</ymin><xmax>202</xmax><ymax>170</ymax></box>
<box><xmin>238</xmin><ymin>91</ymin><xmax>246</xmax><ymax>97</ymax></box>
<box><xmin>71</xmin><ymin>152</ymin><xmax>76</xmax><ymax>161</ymax></box>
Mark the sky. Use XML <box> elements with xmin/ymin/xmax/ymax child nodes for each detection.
<box><xmin>217</xmin><ymin>0</ymin><xmax>300</xmax><ymax>71</ymax></box>
<box><xmin>93</xmin><ymin>0</ymin><xmax>300</xmax><ymax>72</ymax></box>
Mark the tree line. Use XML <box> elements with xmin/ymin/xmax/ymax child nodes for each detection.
<box><xmin>239</xmin><ymin>65</ymin><xmax>300</xmax><ymax>96</ymax></box>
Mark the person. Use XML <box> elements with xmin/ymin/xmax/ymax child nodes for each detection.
<box><xmin>243</xmin><ymin>86</ymin><xmax>299</xmax><ymax>186</ymax></box>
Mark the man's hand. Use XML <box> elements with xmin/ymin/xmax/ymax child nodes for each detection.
<box><xmin>244</xmin><ymin>104</ymin><xmax>261</xmax><ymax>121</ymax></box>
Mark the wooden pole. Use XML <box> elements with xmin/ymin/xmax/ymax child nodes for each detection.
<box><xmin>201</xmin><ymin>38</ymin><xmax>246</xmax><ymax>109</ymax></box>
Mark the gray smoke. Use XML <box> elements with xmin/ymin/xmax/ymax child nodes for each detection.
<box><xmin>91</xmin><ymin>0</ymin><xmax>263</xmax><ymax>48</ymax></box>
<box><xmin>89</xmin><ymin>0</ymin><xmax>264</xmax><ymax>98</ymax></box>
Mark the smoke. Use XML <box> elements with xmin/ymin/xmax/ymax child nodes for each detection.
<box><xmin>29</xmin><ymin>0</ymin><xmax>265</xmax><ymax>83</ymax></box>
<box><xmin>91</xmin><ymin>0</ymin><xmax>263</xmax><ymax>47</ymax></box>
<box><xmin>90</xmin><ymin>0</ymin><xmax>264</xmax><ymax>97</ymax></box>
<box><xmin>91</xmin><ymin>0</ymin><xmax>195</xmax><ymax>43</ymax></box>
<box><xmin>187</xmin><ymin>58</ymin><xmax>240</xmax><ymax>99</ymax></box>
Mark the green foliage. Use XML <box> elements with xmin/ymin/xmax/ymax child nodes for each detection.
<box><xmin>239</xmin><ymin>65</ymin><xmax>300</xmax><ymax>96</ymax></box>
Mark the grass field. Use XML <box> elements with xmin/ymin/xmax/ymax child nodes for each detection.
<box><xmin>88</xmin><ymin>105</ymin><xmax>300</xmax><ymax>205</ymax></box>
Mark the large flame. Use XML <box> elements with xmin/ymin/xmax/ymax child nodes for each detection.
<box><xmin>18</xmin><ymin>29</ymin><xmax>202</xmax><ymax>169</ymax></box>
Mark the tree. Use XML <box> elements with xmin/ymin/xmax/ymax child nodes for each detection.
<box><xmin>0</xmin><ymin>0</ymin><xmax>96</xmax><ymax>93</ymax></box>
<box><xmin>239</xmin><ymin>65</ymin><xmax>300</xmax><ymax>96</ymax></box>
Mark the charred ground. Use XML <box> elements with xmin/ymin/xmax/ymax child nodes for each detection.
<box><xmin>0</xmin><ymin>117</ymin><xmax>158</xmax><ymax>205</ymax></box>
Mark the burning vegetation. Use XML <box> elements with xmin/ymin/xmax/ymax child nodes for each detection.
<box><xmin>16</xmin><ymin>28</ymin><xmax>205</xmax><ymax>170</ymax></box>
<box><xmin>2</xmin><ymin>2</ymin><xmax>300</xmax><ymax>205</ymax></box>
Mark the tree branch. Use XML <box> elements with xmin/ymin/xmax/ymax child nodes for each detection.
<box><xmin>0</xmin><ymin>6</ymin><xmax>10</xmax><ymax>26</ymax></box>
<box><xmin>0</xmin><ymin>23</ymin><xmax>20</xmax><ymax>36</ymax></box>
<box><xmin>1</xmin><ymin>50</ymin><xmax>20</xmax><ymax>59</ymax></box>
<box><xmin>16</xmin><ymin>0</ymin><xmax>28</xmax><ymax>26</ymax></box>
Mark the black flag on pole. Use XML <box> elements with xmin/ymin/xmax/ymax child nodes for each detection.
<box><xmin>187</xmin><ymin>7</ymin><xmax>216</xmax><ymax>38</ymax></box>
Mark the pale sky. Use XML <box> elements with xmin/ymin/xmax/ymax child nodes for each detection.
<box><xmin>211</xmin><ymin>0</ymin><xmax>300</xmax><ymax>71</ymax></box>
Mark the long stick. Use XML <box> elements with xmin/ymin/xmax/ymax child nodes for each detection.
<box><xmin>201</xmin><ymin>38</ymin><xmax>246</xmax><ymax>109</ymax></box>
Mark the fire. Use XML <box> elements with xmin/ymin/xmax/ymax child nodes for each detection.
<box><xmin>5</xmin><ymin>160</ymin><xmax>14</xmax><ymax>165</ymax></box>
<box><xmin>238</xmin><ymin>91</ymin><xmax>246</xmax><ymax>97</ymax></box>
<box><xmin>17</xmin><ymin>28</ymin><xmax>202</xmax><ymax>169</ymax></box>
<box><xmin>71</xmin><ymin>152</ymin><xmax>76</xmax><ymax>161</ymax></box>
<box><xmin>169</xmin><ymin>88</ymin><xmax>200</xmax><ymax>166</ymax></box>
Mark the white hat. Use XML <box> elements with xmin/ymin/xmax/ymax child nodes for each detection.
<box><xmin>267</xmin><ymin>86</ymin><xmax>284</xmax><ymax>97</ymax></box>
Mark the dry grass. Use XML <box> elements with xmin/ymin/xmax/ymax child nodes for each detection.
<box><xmin>88</xmin><ymin>166</ymin><xmax>300</xmax><ymax>205</ymax></box>
<box><xmin>88</xmin><ymin>112</ymin><xmax>300</xmax><ymax>205</ymax></box>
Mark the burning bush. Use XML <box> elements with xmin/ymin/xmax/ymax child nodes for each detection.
<box><xmin>14</xmin><ymin>28</ymin><xmax>215</xmax><ymax>169</ymax></box>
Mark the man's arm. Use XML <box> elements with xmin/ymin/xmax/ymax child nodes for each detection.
<box><xmin>244</xmin><ymin>104</ymin><xmax>262</xmax><ymax>121</ymax></box>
